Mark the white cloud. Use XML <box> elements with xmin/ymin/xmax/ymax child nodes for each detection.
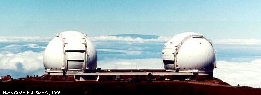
<box><xmin>2</xmin><ymin>36</ymin><xmax>261</xmax><ymax>45</ymax></box>
<box><xmin>26</xmin><ymin>44</ymin><xmax>45</xmax><ymax>48</ymax></box>
<box><xmin>0</xmin><ymin>51</ymin><xmax>44</xmax><ymax>72</ymax></box>
<box><xmin>213</xmin><ymin>39</ymin><xmax>261</xmax><ymax>45</ymax></box>
<box><xmin>0</xmin><ymin>36</ymin><xmax>51</xmax><ymax>42</ymax></box>
<box><xmin>0</xmin><ymin>44</ymin><xmax>45</xmax><ymax>53</ymax></box>
<box><xmin>90</xmin><ymin>35</ymin><xmax>261</xmax><ymax>45</ymax></box>
<box><xmin>214</xmin><ymin>59</ymin><xmax>261</xmax><ymax>88</ymax></box>
<box><xmin>2</xmin><ymin>44</ymin><xmax>44</xmax><ymax>49</ymax></box>
<box><xmin>98</xmin><ymin>58</ymin><xmax>164</xmax><ymax>69</ymax></box>
<box><xmin>0</xmin><ymin>35</ymin><xmax>171</xmax><ymax>43</ymax></box>
<box><xmin>97</xmin><ymin>49</ymin><xmax>142</xmax><ymax>55</ymax></box>
<box><xmin>90</xmin><ymin>36</ymin><xmax>171</xmax><ymax>43</ymax></box>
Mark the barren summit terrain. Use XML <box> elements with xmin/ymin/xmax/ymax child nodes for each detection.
<box><xmin>1</xmin><ymin>78</ymin><xmax>261</xmax><ymax>95</ymax></box>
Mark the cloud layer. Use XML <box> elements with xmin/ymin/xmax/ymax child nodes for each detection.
<box><xmin>98</xmin><ymin>58</ymin><xmax>164</xmax><ymax>69</ymax></box>
<box><xmin>0</xmin><ymin>51</ymin><xmax>44</xmax><ymax>78</ymax></box>
<box><xmin>0</xmin><ymin>36</ymin><xmax>52</xmax><ymax>42</ymax></box>
<box><xmin>213</xmin><ymin>39</ymin><xmax>261</xmax><ymax>45</ymax></box>
<box><xmin>214</xmin><ymin>59</ymin><xmax>261</xmax><ymax>88</ymax></box>
<box><xmin>2</xmin><ymin>36</ymin><xmax>261</xmax><ymax>45</ymax></box>
<box><xmin>90</xmin><ymin>35</ymin><xmax>171</xmax><ymax>43</ymax></box>
<box><xmin>1</xmin><ymin>47</ymin><xmax>261</xmax><ymax>88</ymax></box>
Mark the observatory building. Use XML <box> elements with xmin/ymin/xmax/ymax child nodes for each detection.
<box><xmin>42</xmin><ymin>31</ymin><xmax>215</xmax><ymax>81</ymax></box>
<box><xmin>162</xmin><ymin>32</ymin><xmax>216</xmax><ymax>75</ymax></box>
<box><xmin>43</xmin><ymin>31</ymin><xmax>97</xmax><ymax>74</ymax></box>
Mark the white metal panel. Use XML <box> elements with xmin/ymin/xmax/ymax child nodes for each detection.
<box><xmin>64</xmin><ymin>44</ymin><xmax>86</xmax><ymax>50</ymax></box>
<box><xmin>162</xmin><ymin>48</ymin><xmax>175</xmax><ymax>61</ymax></box>
<box><xmin>66</xmin><ymin>52</ymin><xmax>85</xmax><ymax>60</ymax></box>
<box><xmin>67</xmin><ymin>61</ymin><xmax>84</xmax><ymax>69</ymax></box>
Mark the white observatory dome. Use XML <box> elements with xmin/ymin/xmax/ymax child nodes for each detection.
<box><xmin>162</xmin><ymin>32</ymin><xmax>216</xmax><ymax>74</ymax></box>
<box><xmin>43</xmin><ymin>31</ymin><xmax>97</xmax><ymax>73</ymax></box>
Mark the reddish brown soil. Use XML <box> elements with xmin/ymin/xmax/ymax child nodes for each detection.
<box><xmin>1</xmin><ymin>79</ymin><xmax>261</xmax><ymax>95</ymax></box>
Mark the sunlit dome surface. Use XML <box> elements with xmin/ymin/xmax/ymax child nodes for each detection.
<box><xmin>162</xmin><ymin>32</ymin><xmax>216</xmax><ymax>73</ymax></box>
<box><xmin>43</xmin><ymin>31</ymin><xmax>97</xmax><ymax>73</ymax></box>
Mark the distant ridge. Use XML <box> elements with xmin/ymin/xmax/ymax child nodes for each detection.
<box><xmin>110</xmin><ymin>34</ymin><xmax>159</xmax><ymax>39</ymax></box>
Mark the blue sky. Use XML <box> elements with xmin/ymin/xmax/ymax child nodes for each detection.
<box><xmin>1</xmin><ymin>0</ymin><xmax>261</xmax><ymax>39</ymax></box>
